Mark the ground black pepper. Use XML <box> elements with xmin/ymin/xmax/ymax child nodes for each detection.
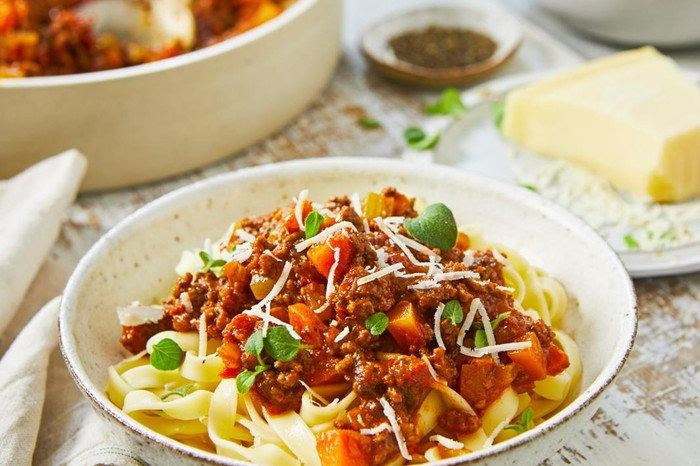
<box><xmin>389</xmin><ymin>26</ymin><xmax>497</xmax><ymax>69</ymax></box>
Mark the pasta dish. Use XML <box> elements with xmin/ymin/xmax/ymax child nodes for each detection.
<box><xmin>107</xmin><ymin>188</ymin><xmax>581</xmax><ymax>465</ymax></box>
<box><xmin>0</xmin><ymin>0</ymin><xmax>289</xmax><ymax>77</ymax></box>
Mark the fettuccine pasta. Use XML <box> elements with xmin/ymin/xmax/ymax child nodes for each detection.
<box><xmin>108</xmin><ymin>188</ymin><xmax>581</xmax><ymax>465</ymax></box>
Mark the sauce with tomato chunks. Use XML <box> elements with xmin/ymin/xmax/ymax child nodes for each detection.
<box><xmin>0</xmin><ymin>0</ymin><xmax>288</xmax><ymax>77</ymax></box>
<box><xmin>120</xmin><ymin>188</ymin><xmax>570</xmax><ymax>465</ymax></box>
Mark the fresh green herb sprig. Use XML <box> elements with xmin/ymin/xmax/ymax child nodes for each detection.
<box><xmin>304</xmin><ymin>210</ymin><xmax>324</xmax><ymax>239</ymax></box>
<box><xmin>199</xmin><ymin>251</ymin><xmax>227</xmax><ymax>276</ymax></box>
<box><xmin>473</xmin><ymin>312</ymin><xmax>510</xmax><ymax>348</ymax></box>
<box><xmin>426</xmin><ymin>88</ymin><xmax>467</xmax><ymax>117</ymax></box>
<box><xmin>519</xmin><ymin>183</ymin><xmax>538</xmax><ymax>193</ymax></box>
<box><xmin>492</xmin><ymin>101</ymin><xmax>505</xmax><ymax>132</ymax></box>
<box><xmin>236</xmin><ymin>328</ymin><xmax>311</xmax><ymax>394</ymax></box>
<box><xmin>404</xmin><ymin>203</ymin><xmax>458</xmax><ymax>251</ymax></box>
<box><xmin>150</xmin><ymin>338</ymin><xmax>184</xmax><ymax>371</ymax></box>
<box><xmin>442</xmin><ymin>300</ymin><xmax>464</xmax><ymax>325</ymax></box>
<box><xmin>404</xmin><ymin>127</ymin><xmax>441</xmax><ymax>151</ymax></box>
<box><xmin>623</xmin><ymin>234</ymin><xmax>640</xmax><ymax>250</ymax></box>
<box><xmin>160</xmin><ymin>384</ymin><xmax>194</xmax><ymax>400</ymax></box>
<box><xmin>365</xmin><ymin>312</ymin><xmax>389</xmax><ymax>336</ymax></box>
<box><xmin>504</xmin><ymin>407</ymin><xmax>534</xmax><ymax>434</ymax></box>
<box><xmin>358</xmin><ymin>117</ymin><xmax>382</xmax><ymax>129</ymax></box>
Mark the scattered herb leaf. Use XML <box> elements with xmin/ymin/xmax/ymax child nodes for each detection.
<box><xmin>623</xmin><ymin>234</ymin><xmax>640</xmax><ymax>249</ymax></box>
<box><xmin>236</xmin><ymin>365</ymin><xmax>268</xmax><ymax>394</ymax></box>
<box><xmin>474</xmin><ymin>329</ymin><xmax>488</xmax><ymax>348</ymax></box>
<box><xmin>365</xmin><ymin>312</ymin><xmax>389</xmax><ymax>336</ymax></box>
<box><xmin>475</xmin><ymin>312</ymin><xmax>511</xmax><ymax>330</ymax></box>
<box><xmin>426</xmin><ymin>88</ymin><xmax>467</xmax><ymax>117</ymax></box>
<box><xmin>230</xmin><ymin>245</ymin><xmax>237</xmax><ymax>253</ymax></box>
<box><xmin>263</xmin><ymin>326</ymin><xmax>311</xmax><ymax>362</ymax></box>
<box><xmin>659</xmin><ymin>230</ymin><xmax>677</xmax><ymax>241</ymax></box>
<box><xmin>404</xmin><ymin>127</ymin><xmax>426</xmax><ymax>144</ymax></box>
<box><xmin>199</xmin><ymin>250</ymin><xmax>227</xmax><ymax>276</ymax></box>
<box><xmin>442</xmin><ymin>300</ymin><xmax>464</xmax><ymax>325</ymax></box>
<box><xmin>160</xmin><ymin>383</ymin><xmax>194</xmax><ymax>400</ymax></box>
<box><xmin>409</xmin><ymin>132</ymin><xmax>441</xmax><ymax>151</ymax></box>
<box><xmin>492</xmin><ymin>101</ymin><xmax>505</xmax><ymax>132</ymax></box>
<box><xmin>304</xmin><ymin>210</ymin><xmax>324</xmax><ymax>239</ymax></box>
<box><xmin>245</xmin><ymin>331</ymin><xmax>265</xmax><ymax>365</ymax></box>
<box><xmin>520</xmin><ymin>183</ymin><xmax>539</xmax><ymax>192</ymax></box>
<box><xmin>404</xmin><ymin>203</ymin><xmax>458</xmax><ymax>251</ymax></box>
<box><xmin>150</xmin><ymin>338</ymin><xmax>183</xmax><ymax>371</ymax></box>
<box><xmin>504</xmin><ymin>407</ymin><xmax>534</xmax><ymax>434</ymax></box>
<box><xmin>358</xmin><ymin>117</ymin><xmax>381</xmax><ymax>129</ymax></box>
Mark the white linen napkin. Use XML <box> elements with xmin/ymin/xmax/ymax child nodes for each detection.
<box><xmin>0</xmin><ymin>150</ymin><xmax>87</xmax><ymax>336</ymax></box>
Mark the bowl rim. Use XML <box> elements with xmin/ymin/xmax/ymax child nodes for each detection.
<box><xmin>59</xmin><ymin>156</ymin><xmax>638</xmax><ymax>465</ymax></box>
<box><xmin>0</xmin><ymin>0</ymin><xmax>317</xmax><ymax>89</ymax></box>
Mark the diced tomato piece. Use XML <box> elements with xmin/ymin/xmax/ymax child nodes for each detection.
<box><xmin>546</xmin><ymin>343</ymin><xmax>570</xmax><ymax>376</ymax></box>
<box><xmin>387</xmin><ymin>301</ymin><xmax>428</xmax><ymax>352</ymax></box>
<box><xmin>317</xmin><ymin>429</ymin><xmax>372</xmax><ymax>466</ymax></box>
<box><xmin>227</xmin><ymin>314</ymin><xmax>258</xmax><ymax>342</ymax></box>
<box><xmin>284</xmin><ymin>200</ymin><xmax>312</xmax><ymax>233</ymax></box>
<box><xmin>217</xmin><ymin>341</ymin><xmax>242</xmax><ymax>378</ymax></box>
<box><xmin>459</xmin><ymin>357</ymin><xmax>516</xmax><ymax>411</ymax></box>
<box><xmin>288</xmin><ymin>303</ymin><xmax>327</xmax><ymax>347</ymax></box>
<box><xmin>223</xmin><ymin>260</ymin><xmax>248</xmax><ymax>285</ymax></box>
<box><xmin>307</xmin><ymin>233</ymin><xmax>353</xmax><ymax>281</ymax></box>
<box><xmin>507</xmin><ymin>332</ymin><xmax>548</xmax><ymax>381</ymax></box>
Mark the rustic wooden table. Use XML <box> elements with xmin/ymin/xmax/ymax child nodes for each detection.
<box><xmin>4</xmin><ymin>1</ymin><xmax>697</xmax><ymax>464</ymax></box>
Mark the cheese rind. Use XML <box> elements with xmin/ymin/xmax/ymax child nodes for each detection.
<box><xmin>503</xmin><ymin>47</ymin><xmax>700</xmax><ymax>202</ymax></box>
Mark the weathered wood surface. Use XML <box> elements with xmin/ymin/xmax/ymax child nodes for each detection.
<box><xmin>3</xmin><ymin>1</ymin><xmax>698</xmax><ymax>464</ymax></box>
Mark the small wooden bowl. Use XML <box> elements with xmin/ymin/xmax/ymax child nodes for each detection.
<box><xmin>361</xmin><ymin>3</ymin><xmax>524</xmax><ymax>87</ymax></box>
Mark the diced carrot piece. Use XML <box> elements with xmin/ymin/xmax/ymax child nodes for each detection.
<box><xmin>249</xmin><ymin>273</ymin><xmax>275</xmax><ymax>300</ymax></box>
<box><xmin>387</xmin><ymin>301</ymin><xmax>428</xmax><ymax>352</ymax></box>
<box><xmin>546</xmin><ymin>343</ymin><xmax>570</xmax><ymax>376</ymax></box>
<box><xmin>307</xmin><ymin>233</ymin><xmax>353</xmax><ymax>281</ymax></box>
<box><xmin>317</xmin><ymin>429</ymin><xmax>372</xmax><ymax>466</ymax></box>
<box><xmin>306</xmin><ymin>353</ymin><xmax>344</xmax><ymax>386</ymax></box>
<box><xmin>459</xmin><ymin>357</ymin><xmax>516</xmax><ymax>410</ymax></box>
<box><xmin>223</xmin><ymin>261</ymin><xmax>248</xmax><ymax>285</ymax></box>
<box><xmin>288</xmin><ymin>303</ymin><xmax>327</xmax><ymax>347</ymax></box>
<box><xmin>455</xmin><ymin>232</ymin><xmax>470</xmax><ymax>251</ymax></box>
<box><xmin>284</xmin><ymin>200</ymin><xmax>313</xmax><ymax>233</ymax></box>
<box><xmin>507</xmin><ymin>332</ymin><xmax>547</xmax><ymax>381</ymax></box>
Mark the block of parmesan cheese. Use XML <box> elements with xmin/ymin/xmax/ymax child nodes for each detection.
<box><xmin>502</xmin><ymin>47</ymin><xmax>700</xmax><ymax>202</ymax></box>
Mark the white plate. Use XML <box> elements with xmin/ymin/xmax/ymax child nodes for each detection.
<box><xmin>430</xmin><ymin>71</ymin><xmax>700</xmax><ymax>278</ymax></box>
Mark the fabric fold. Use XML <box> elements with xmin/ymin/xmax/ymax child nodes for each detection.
<box><xmin>0</xmin><ymin>297</ymin><xmax>61</xmax><ymax>466</ymax></box>
<box><xmin>0</xmin><ymin>150</ymin><xmax>87</xmax><ymax>335</ymax></box>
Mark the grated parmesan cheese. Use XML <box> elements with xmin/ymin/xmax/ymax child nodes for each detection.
<box><xmin>116</xmin><ymin>304</ymin><xmax>164</xmax><ymax>327</ymax></box>
<box><xmin>421</xmin><ymin>354</ymin><xmax>441</xmax><ymax>382</ymax></box>
<box><xmin>379</xmin><ymin>397</ymin><xmax>412</xmax><ymax>461</ymax></box>
<box><xmin>457</xmin><ymin>298</ymin><xmax>482</xmax><ymax>347</ymax></box>
<box><xmin>350</xmin><ymin>193</ymin><xmax>363</xmax><ymax>217</ymax></box>
<box><xmin>475</xmin><ymin>301</ymin><xmax>499</xmax><ymax>364</ymax></box>
<box><xmin>295</xmin><ymin>189</ymin><xmax>309</xmax><ymax>232</ymax></box>
<box><xmin>492</xmin><ymin>249</ymin><xmax>510</xmax><ymax>266</ymax></box>
<box><xmin>430</xmin><ymin>435</ymin><xmax>464</xmax><ymax>450</ymax></box>
<box><xmin>434</xmin><ymin>303</ymin><xmax>446</xmax><ymax>349</ymax></box>
<box><xmin>360</xmin><ymin>423</ymin><xmax>392</xmax><ymax>435</ymax></box>
<box><xmin>295</xmin><ymin>222</ymin><xmax>357</xmax><ymax>252</ymax></box>
<box><xmin>180</xmin><ymin>292</ymin><xmax>193</xmax><ymax>313</ymax></box>
<box><xmin>484</xmin><ymin>419</ymin><xmax>510</xmax><ymax>448</ymax></box>
<box><xmin>396</xmin><ymin>233</ymin><xmax>441</xmax><ymax>261</ymax></box>
<box><xmin>459</xmin><ymin>340</ymin><xmax>532</xmax><ymax>358</ymax></box>
<box><xmin>235</xmin><ymin>229</ymin><xmax>256</xmax><ymax>244</ymax></box>
<box><xmin>357</xmin><ymin>263</ymin><xmax>405</xmax><ymax>286</ymax></box>
<box><xmin>334</xmin><ymin>326</ymin><xmax>350</xmax><ymax>343</ymax></box>
<box><xmin>497</xmin><ymin>285</ymin><xmax>516</xmax><ymax>293</ymax></box>
<box><xmin>432</xmin><ymin>271</ymin><xmax>479</xmax><ymax>281</ymax></box>
<box><xmin>375</xmin><ymin>217</ymin><xmax>430</xmax><ymax>267</ymax></box>
<box><xmin>198</xmin><ymin>312</ymin><xmax>207</xmax><ymax>357</ymax></box>
<box><xmin>463</xmin><ymin>250</ymin><xmax>476</xmax><ymax>267</ymax></box>
<box><xmin>325</xmin><ymin>244</ymin><xmax>341</xmax><ymax>299</ymax></box>
<box><xmin>313</xmin><ymin>302</ymin><xmax>330</xmax><ymax>315</ymax></box>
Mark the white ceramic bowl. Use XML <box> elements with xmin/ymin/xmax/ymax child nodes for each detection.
<box><xmin>0</xmin><ymin>0</ymin><xmax>341</xmax><ymax>191</ymax></box>
<box><xmin>535</xmin><ymin>0</ymin><xmax>700</xmax><ymax>48</ymax></box>
<box><xmin>59</xmin><ymin>157</ymin><xmax>637</xmax><ymax>465</ymax></box>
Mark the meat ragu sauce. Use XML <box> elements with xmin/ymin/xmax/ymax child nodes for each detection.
<box><xmin>0</xmin><ymin>0</ymin><xmax>287</xmax><ymax>77</ymax></box>
<box><xmin>120</xmin><ymin>188</ymin><xmax>569</xmax><ymax>465</ymax></box>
